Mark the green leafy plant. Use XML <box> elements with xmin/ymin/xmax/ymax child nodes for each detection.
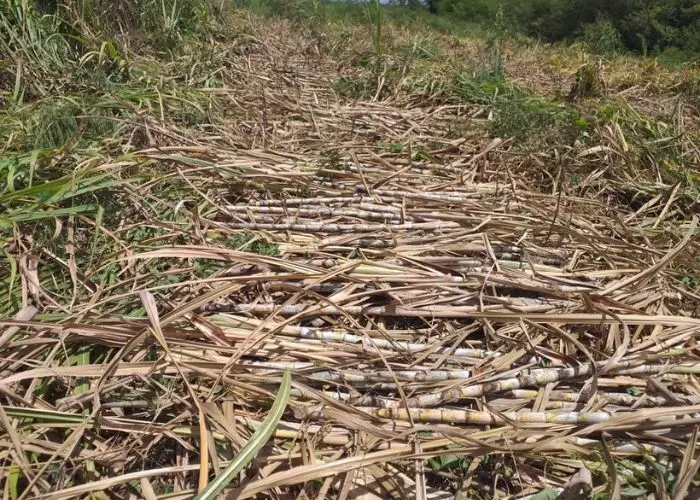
<box><xmin>582</xmin><ymin>20</ymin><xmax>624</xmax><ymax>57</ymax></box>
<box><xmin>454</xmin><ymin>71</ymin><xmax>509</xmax><ymax>104</ymax></box>
<box><xmin>568</xmin><ymin>60</ymin><xmax>606</xmax><ymax>100</ymax></box>
<box><xmin>402</xmin><ymin>37</ymin><xmax>441</xmax><ymax>60</ymax></box>
<box><xmin>486</xmin><ymin>6</ymin><xmax>507</xmax><ymax>78</ymax></box>
<box><xmin>194</xmin><ymin>370</ymin><xmax>291</xmax><ymax>500</ymax></box>
<box><xmin>428</xmin><ymin>453</ymin><xmax>469</xmax><ymax>472</ymax></box>
<box><xmin>530</xmin><ymin>489</ymin><xmax>557</xmax><ymax>500</ymax></box>
<box><xmin>225</xmin><ymin>232</ymin><xmax>279</xmax><ymax>256</ymax></box>
<box><xmin>0</xmin><ymin>0</ymin><xmax>73</xmax><ymax>102</ymax></box>
<box><xmin>493</xmin><ymin>95</ymin><xmax>581</xmax><ymax>145</ymax></box>
<box><xmin>334</xmin><ymin>75</ymin><xmax>370</xmax><ymax>99</ymax></box>
<box><xmin>455</xmin><ymin>70</ymin><xmax>583</xmax><ymax>146</ymax></box>
<box><xmin>365</xmin><ymin>0</ymin><xmax>382</xmax><ymax>80</ymax></box>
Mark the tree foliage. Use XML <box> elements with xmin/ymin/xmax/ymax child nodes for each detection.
<box><xmin>431</xmin><ymin>0</ymin><xmax>700</xmax><ymax>57</ymax></box>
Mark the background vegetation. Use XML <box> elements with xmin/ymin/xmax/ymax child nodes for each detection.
<box><xmin>418</xmin><ymin>0</ymin><xmax>700</xmax><ymax>62</ymax></box>
<box><xmin>241</xmin><ymin>0</ymin><xmax>700</xmax><ymax>63</ymax></box>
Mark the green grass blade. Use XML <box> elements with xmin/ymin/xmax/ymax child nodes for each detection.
<box><xmin>8</xmin><ymin>464</ymin><xmax>20</xmax><ymax>500</ymax></box>
<box><xmin>9</xmin><ymin>204</ymin><xmax>100</xmax><ymax>223</ymax></box>
<box><xmin>1</xmin><ymin>406</ymin><xmax>87</xmax><ymax>423</ymax></box>
<box><xmin>0</xmin><ymin>247</ymin><xmax>18</xmax><ymax>303</ymax></box>
<box><xmin>194</xmin><ymin>370</ymin><xmax>292</xmax><ymax>500</ymax></box>
<box><xmin>70</xmin><ymin>347</ymin><xmax>91</xmax><ymax>396</ymax></box>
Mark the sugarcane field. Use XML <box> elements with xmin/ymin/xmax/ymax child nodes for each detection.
<box><xmin>1</xmin><ymin>0</ymin><xmax>699</xmax><ymax>498</ymax></box>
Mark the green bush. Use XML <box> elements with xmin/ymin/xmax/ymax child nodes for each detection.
<box><xmin>454</xmin><ymin>70</ymin><xmax>583</xmax><ymax>146</ymax></box>
<box><xmin>515</xmin><ymin>0</ymin><xmax>597</xmax><ymax>41</ymax></box>
<box><xmin>582</xmin><ymin>20</ymin><xmax>624</xmax><ymax>56</ymax></box>
<box><xmin>491</xmin><ymin>96</ymin><xmax>578</xmax><ymax>145</ymax></box>
<box><xmin>19</xmin><ymin>97</ymin><xmax>119</xmax><ymax>149</ymax></box>
<box><xmin>431</xmin><ymin>0</ymin><xmax>700</xmax><ymax>60</ymax></box>
<box><xmin>656</xmin><ymin>46</ymin><xmax>698</xmax><ymax>66</ymax></box>
<box><xmin>436</xmin><ymin>0</ymin><xmax>496</xmax><ymax>23</ymax></box>
<box><xmin>67</xmin><ymin>0</ymin><xmax>225</xmax><ymax>50</ymax></box>
<box><xmin>0</xmin><ymin>0</ymin><xmax>73</xmax><ymax>83</ymax></box>
<box><xmin>454</xmin><ymin>72</ymin><xmax>509</xmax><ymax>104</ymax></box>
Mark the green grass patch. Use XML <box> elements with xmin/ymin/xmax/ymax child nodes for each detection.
<box><xmin>333</xmin><ymin>75</ymin><xmax>372</xmax><ymax>99</ymax></box>
<box><xmin>455</xmin><ymin>71</ymin><xmax>585</xmax><ymax>146</ymax></box>
<box><xmin>210</xmin><ymin>231</ymin><xmax>279</xmax><ymax>257</ymax></box>
<box><xmin>492</xmin><ymin>96</ymin><xmax>581</xmax><ymax>144</ymax></box>
<box><xmin>454</xmin><ymin>72</ymin><xmax>509</xmax><ymax>105</ymax></box>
